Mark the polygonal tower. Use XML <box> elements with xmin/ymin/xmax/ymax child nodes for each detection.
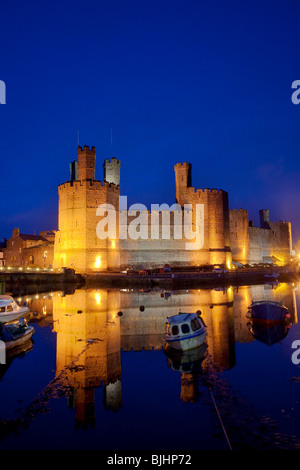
<box><xmin>53</xmin><ymin>146</ymin><xmax>120</xmax><ymax>272</ymax></box>
<box><xmin>174</xmin><ymin>162</ymin><xmax>232</xmax><ymax>267</ymax></box>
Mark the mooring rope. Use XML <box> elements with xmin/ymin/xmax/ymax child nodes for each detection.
<box><xmin>208</xmin><ymin>385</ymin><xmax>232</xmax><ymax>450</ymax></box>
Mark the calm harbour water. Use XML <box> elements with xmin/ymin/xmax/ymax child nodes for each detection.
<box><xmin>0</xmin><ymin>282</ymin><xmax>300</xmax><ymax>451</ymax></box>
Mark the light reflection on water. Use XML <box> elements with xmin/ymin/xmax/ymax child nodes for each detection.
<box><xmin>0</xmin><ymin>282</ymin><xmax>300</xmax><ymax>450</ymax></box>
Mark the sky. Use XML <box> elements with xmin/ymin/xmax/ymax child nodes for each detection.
<box><xmin>1</xmin><ymin>0</ymin><xmax>300</xmax><ymax>242</ymax></box>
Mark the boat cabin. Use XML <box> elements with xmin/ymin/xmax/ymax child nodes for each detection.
<box><xmin>0</xmin><ymin>296</ymin><xmax>15</xmax><ymax>313</ymax></box>
<box><xmin>166</xmin><ymin>313</ymin><xmax>206</xmax><ymax>338</ymax></box>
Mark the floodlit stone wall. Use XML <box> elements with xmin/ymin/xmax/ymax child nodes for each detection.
<box><xmin>53</xmin><ymin>147</ymin><xmax>292</xmax><ymax>272</ymax></box>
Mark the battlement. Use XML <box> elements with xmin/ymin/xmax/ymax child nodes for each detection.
<box><xmin>58</xmin><ymin>179</ymin><xmax>120</xmax><ymax>192</ymax></box>
<box><xmin>104</xmin><ymin>156</ymin><xmax>120</xmax><ymax>165</ymax></box>
<box><xmin>78</xmin><ymin>145</ymin><xmax>96</xmax><ymax>153</ymax></box>
<box><xmin>174</xmin><ymin>162</ymin><xmax>190</xmax><ymax>168</ymax></box>
<box><xmin>187</xmin><ymin>186</ymin><xmax>226</xmax><ymax>196</ymax></box>
<box><xmin>230</xmin><ymin>208</ymin><xmax>248</xmax><ymax>214</ymax></box>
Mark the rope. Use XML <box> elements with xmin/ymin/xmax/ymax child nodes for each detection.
<box><xmin>208</xmin><ymin>385</ymin><xmax>232</xmax><ymax>450</ymax></box>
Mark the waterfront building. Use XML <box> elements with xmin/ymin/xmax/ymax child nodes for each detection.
<box><xmin>4</xmin><ymin>228</ymin><xmax>55</xmax><ymax>268</ymax></box>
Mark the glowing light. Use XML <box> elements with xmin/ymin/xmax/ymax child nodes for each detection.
<box><xmin>94</xmin><ymin>256</ymin><xmax>102</xmax><ymax>269</ymax></box>
<box><xmin>95</xmin><ymin>292</ymin><xmax>101</xmax><ymax>305</ymax></box>
<box><xmin>111</xmin><ymin>240</ymin><xmax>116</xmax><ymax>249</ymax></box>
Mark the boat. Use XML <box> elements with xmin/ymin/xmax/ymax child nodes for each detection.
<box><xmin>246</xmin><ymin>320</ymin><xmax>290</xmax><ymax>346</ymax></box>
<box><xmin>0</xmin><ymin>320</ymin><xmax>34</xmax><ymax>351</ymax></box>
<box><xmin>164</xmin><ymin>311</ymin><xmax>207</xmax><ymax>351</ymax></box>
<box><xmin>0</xmin><ymin>295</ymin><xmax>30</xmax><ymax>323</ymax></box>
<box><xmin>164</xmin><ymin>343</ymin><xmax>208</xmax><ymax>404</ymax></box>
<box><xmin>164</xmin><ymin>341</ymin><xmax>208</xmax><ymax>373</ymax></box>
<box><xmin>246</xmin><ymin>300</ymin><xmax>290</xmax><ymax>324</ymax></box>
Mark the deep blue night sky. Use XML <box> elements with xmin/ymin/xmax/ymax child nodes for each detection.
<box><xmin>1</xmin><ymin>0</ymin><xmax>300</xmax><ymax>242</ymax></box>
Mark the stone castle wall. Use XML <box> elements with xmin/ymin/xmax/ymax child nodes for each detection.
<box><xmin>229</xmin><ymin>207</ymin><xmax>292</xmax><ymax>265</ymax></box>
<box><xmin>248</xmin><ymin>221</ymin><xmax>292</xmax><ymax>265</ymax></box>
<box><xmin>53</xmin><ymin>145</ymin><xmax>292</xmax><ymax>273</ymax></box>
<box><xmin>229</xmin><ymin>209</ymin><xmax>250</xmax><ymax>264</ymax></box>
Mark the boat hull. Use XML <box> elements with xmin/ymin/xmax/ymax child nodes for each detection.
<box><xmin>164</xmin><ymin>328</ymin><xmax>207</xmax><ymax>352</ymax></box>
<box><xmin>0</xmin><ymin>307</ymin><xmax>29</xmax><ymax>324</ymax></box>
<box><xmin>3</xmin><ymin>326</ymin><xmax>34</xmax><ymax>350</ymax></box>
<box><xmin>247</xmin><ymin>301</ymin><xmax>289</xmax><ymax>324</ymax></box>
<box><xmin>246</xmin><ymin>320</ymin><xmax>289</xmax><ymax>346</ymax></box>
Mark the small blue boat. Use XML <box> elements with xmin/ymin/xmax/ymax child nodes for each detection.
<box><xmin>164</xmin><ymin>312</ymin><xmax>207</xmax><ymax>351</ymax></box>
<box><xmin>246</xmin><ymin>300</ymin><xmax>290</xmax><ymax>324</ymax></box>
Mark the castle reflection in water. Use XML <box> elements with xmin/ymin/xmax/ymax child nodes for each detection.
<box><xmin>20</xmin><ymin>283</ymin><xmax>298</xmax><ymax>428</ymax></box>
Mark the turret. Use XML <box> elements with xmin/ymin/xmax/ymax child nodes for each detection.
<box><xmin>103</xmin><ymin>157</ymin><xmax>120</xmax><ymax>186</ymax></box>
<box><xmin>174</xmin><ymin>162</ymin><xmax>192</xmax><ymax>206</ymax></box>
<box><xmin>259</xmin><ymin>209</ymin><xmax>270</xmax><ymax>229</ymax></box>
<box><xmin>78</xmin><ymin>145</ymin><xmax>96</xmax><ymax>181</ymax></box>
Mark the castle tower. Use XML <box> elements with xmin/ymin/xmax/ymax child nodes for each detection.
<box><xmin>103</xmin><ymin>157</ymin><xmax>120</xmax><ymax>186</ymax></box>
<box><xmin>259</xmin><ymin>209</ymin><xmax>270</xmax><ymax>229</ymax></box>
<box><xmin>174</xmin><ymin>162</ymin><xmax>192</xmax><ymax>206</ymax></box>
<box><xmin>174</xmin><ymin>162</ymin><xmax>232</xmax><ymax>267</ymax></box>
<box><xmin>78</xmin><ymin>145</ymin><xmax>96</xmax><ymax>181</ymax></box>
<box><xmin>52</xmin><ymin>289</ymin><xmax>122</xmax><ymax>426</ymax></box>
<box><xmin>53</xmin><ymin>146</ymin><xmax>120</xmax><ymax>272</ymax></box>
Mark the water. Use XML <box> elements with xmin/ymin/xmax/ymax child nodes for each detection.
<box><xmin>0</xmin><ymin>282</ymin><xmax>300</xmax><ymax>451</ymax></box>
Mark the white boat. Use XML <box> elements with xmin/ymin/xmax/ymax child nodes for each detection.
<box><xmin>0</xmin><ymin>295</ymin><xmax>30</xmax><ymax>323</ymax></box>
<box><xmin>0</xmin><ymin>321</ymin><xmax>34</xmax><ymax>351</ymax></box>
<box><xmin>164</xmin><ymin>312</ymin><xmax>207</xmax><ymax>351</ymax></box>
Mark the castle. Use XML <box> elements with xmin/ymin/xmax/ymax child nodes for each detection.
<box><xmin>52</xmin><ymin>145</ymin><xmax>292</xmax><ymax>273</ymax></box>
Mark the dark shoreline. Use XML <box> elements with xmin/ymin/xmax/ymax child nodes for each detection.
<box><xmin>1</xmin><ymin>266</ymin><xmax>299</xmax><ymax>295</ymax></box>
